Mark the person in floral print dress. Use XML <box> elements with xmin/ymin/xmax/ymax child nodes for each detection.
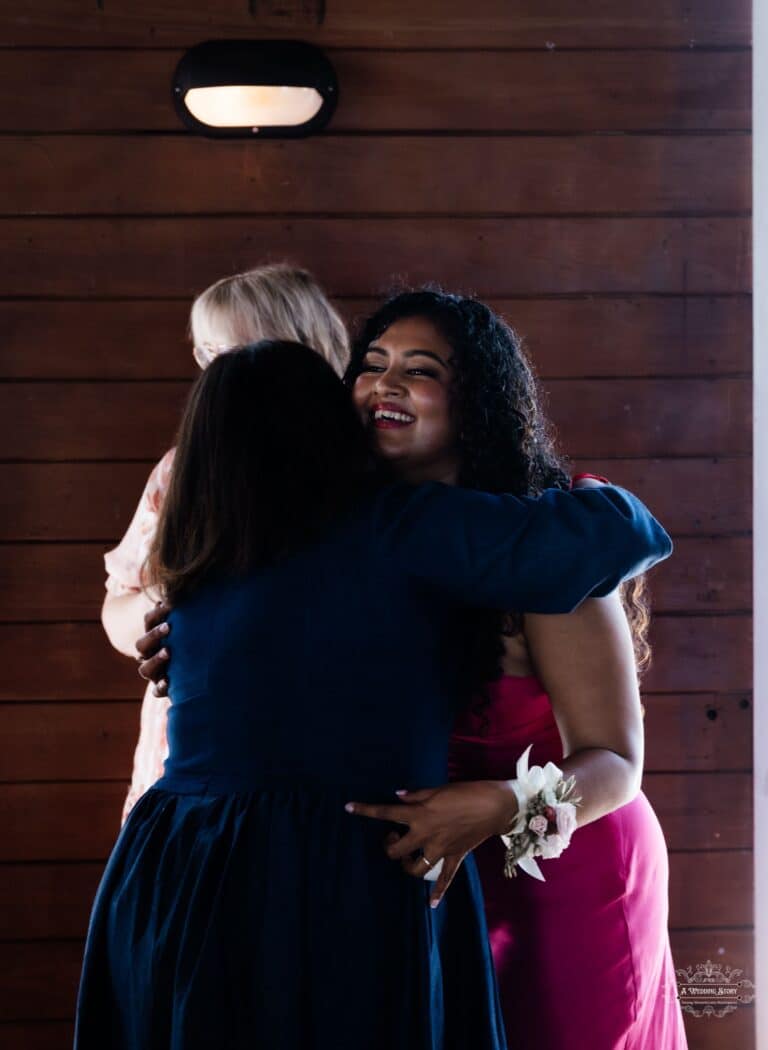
<box><xmin>101</xmin><ymin>264</ymin><xmax>350</xmax><ymax>823</ymax></box>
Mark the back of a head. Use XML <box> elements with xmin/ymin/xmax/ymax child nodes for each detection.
<box><xmin>146</xmin><ymin>340</ymin><xmax>370</xmax><ymax>602</ymax></box>
<box><xmin>190</xmin><ymin>264</ymin><xmax>350</xmax><ymax>376</ymax></box>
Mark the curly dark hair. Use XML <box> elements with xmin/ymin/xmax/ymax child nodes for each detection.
<box><xmin>345</xmin><ymin>287</ymin><xmax>652</xmax><ymax>716</ymax></box>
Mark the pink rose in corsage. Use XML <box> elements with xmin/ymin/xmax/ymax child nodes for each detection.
<box><xmin>501</xmin><ymin>744</ymin><xmax>582</xmax><ymax>881</ymax></box>
<box><xmin>528</xmin><ymin>814</ymin><xmax>549</xmax><ymax>837</ymax></box>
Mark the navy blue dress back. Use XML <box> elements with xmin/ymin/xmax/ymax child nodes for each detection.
<box><xmin>75</xmin><ymin>481</ymin><xmax>672</xmax><ymax>1049</ymax></box>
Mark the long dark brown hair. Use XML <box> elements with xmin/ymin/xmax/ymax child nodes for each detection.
<box><xmin>346</xmin><ymin>289</ymin><xmax>652</xmax><ymax>702</ymax></box>
<box><xmin>144</xmin><ymin>340</ymin><xmax>372</xmax><ymax>604</ymax></box>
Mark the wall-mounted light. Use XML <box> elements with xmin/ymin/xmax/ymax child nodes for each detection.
<box><xmin>173</xmin><ymin>40</ymin><xmax>338</xmax><ymax>138</ymax></box>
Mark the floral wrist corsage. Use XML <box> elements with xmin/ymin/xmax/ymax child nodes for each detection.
<box><xmin>500</xmin><ymin>745</ymin><xmax>582</xmax><ymax>881</ymax></box>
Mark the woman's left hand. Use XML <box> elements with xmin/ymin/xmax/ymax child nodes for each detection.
<box><xmin>345</xmin><ymin>780</ymin><xmax>518</xmax><ymax>907</ymax></box>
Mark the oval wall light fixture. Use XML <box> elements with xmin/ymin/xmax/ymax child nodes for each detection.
<box><xmin>173</xmin><ymin>40</ymin><xmax>338</xmax><ymax>138</ymax></box>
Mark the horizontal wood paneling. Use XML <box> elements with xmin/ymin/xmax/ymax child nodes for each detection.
<box><xmin>650</xmin><ymin>537</ymin><xmax>751</xmax><ymax>612</ymax></box>
<box><xmin>0</xmin><ymin>783</ymin><xmax>128</xmax><ymax>861</ymax></box>
<box><xmin>0</xmin><ymin>296</ymin><xmax>752</xmax><ymax>381</ymax></box>
<box><xmin>0</xmin><ymin>218</ymin><xmax>750</xmax><ymax>297</ymax></box>
<box><xmin>546</xmin><ymin>379</ymin><xmax>750</xmax><ymax>457</ymax></box>
<box><xmin>0</xmin><ymin>863</ymin><xmax>103</xmax><ymax>939</ymax></box>
<box><xmin>0</xmin><ymin>848</ymin><xmax>752</xmax><ymax>942</ymax></box>
<box><xmin>3</xmin><ymin>692</ymin><xmax>751</xmax><ymax>781</ymax></box>
<box><xmin>0</xmin><ymin>379</ymin><xmax>750</xmax><ymax>461</ymax></box>
<box><xmin>642</xmin><ymin>773</ymin><xmax>752</xmax><ymax>851</ymax></box>
<box><xmin>669</xmin><ymin>851</ymin><xmax>753</xmax><ymax>929</ymax></box>
<box><xmin>0</xmin><ymin>51</ymin><xmax>750</xmax><ymax>133</ymax></box>
<box><xmin>0</xmin><ymin>382</ymin><xmax>186</xmax><ymax>461</ymax></box>
<box><xmin>0</xmin><ymin>773</ymin><xmax>750</xmax><ymax>861</ymax></box>
<box><xmin>643</xmin><ymin>693</ymin><xmax>752</xmax><ymax>772</ymax></box>
<box><xmin>0</xmin><ymin>624</ymin><xmax>140</xmax><ymax>700</ymax></box>
<box><xmin>0</xmin><ymin>1021</ymin><xmax>75</xmax><ymax>1050</ymax></box>
<box><xmin>0</xmin><ymin>940</ymin><xmax>83</xmax><ymax>1021</ymax></box>
<box><xmin>670</xmin><ymin>927</ymin><xmax>754</xmax><ymax>973</ymax></box>
<box><xmin>686</xmin><ymin>1013</ymin><xmax>756</xmax><ymax>1050</ymax></box>
<box><xmin>0</xmin><ymin>463</ymin><xmax>153</xmax><ymax>541</ymax></box>
<box><xmin>0</xmin><ymin>545</ymin><xmax>109</xmax><ymax>621</ymax></box>
<box><xmin>582</xmin><ymin>458</ymin><xmax>751</xmax><ymax>535</ymax></box>
<box><xmin>1</xmin><ymin>703</ymin><xmax>139</xmax><ymax>781</ymax></box>
<box><xmin>0</xmin><ymin>616</ymin><xmax>751</xmax><ymax>701</ymax></box>
<box><xmin>643</xmin><ymin>615</ymin><xmax>752</xmax><ymax>694</ymax></box>
<box><xmin>2</xmin><ymin>135</ymin><xmax>750</xmax><ymax>216</ymax></box>
<box><xmin>0</xmin><ymin>459</ymin><xmax>748</xmax><ymax>542</ymax></box>
<box><xmin>0</xmin><ymin>936</ymin><xmax>752</xmax><ymax>1024</ymax></box>
<box><xmin>0</xmin><ymin>1</ymin><xmax>751</xmax><ymax>48</ymax></box>
<box><xmin>0</xmin><ymin>536</ymin><xmax>749</xmax><ymax>621</ymax></box>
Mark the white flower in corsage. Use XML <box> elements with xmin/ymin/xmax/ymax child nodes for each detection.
<box><xmin>500</xmin><ymin>745</ymin><xmax>582</xmax><ymax>881</ymax></box>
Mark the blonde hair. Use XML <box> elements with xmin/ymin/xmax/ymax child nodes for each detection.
<box><xmin>189</xmin><ymin>264</ymin><xmax>349</xmax><ymax>375</ymax></box>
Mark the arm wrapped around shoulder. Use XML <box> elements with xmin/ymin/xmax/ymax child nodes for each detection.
<box><xmin>374</xmin><ymin>481</ymin><xmax>673</xmax><ymax>615</ymax></box>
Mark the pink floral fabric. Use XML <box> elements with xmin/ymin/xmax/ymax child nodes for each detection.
<box><xmin>105</xmin><ymin>448</ymin><xmax>176</xmax><ymax>599</ymax></box>
<box><xmin>104</xmin><ymin>448</ymin><xmax>176</xmax><ymax>825</ymax></box>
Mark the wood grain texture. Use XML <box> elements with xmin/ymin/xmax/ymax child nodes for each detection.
<box><xmin>642</xmin><ymin>693</ymin><xmax>752</xmax><ymax>772</ymax></box>
<box><xmin>0</xmin><ymin>862</ymin><xmax>103</xmax><ymax>939</ymax></box>
<box><xmin>0</xmin><ymin>544</ymin><xmax>110</xmax><ymax>622</ymax></box>
<box><xmin>0</xmin><ymin>379</ymin><xmax>749</xmax><ymax>461</ymax></box>
<box><xmin>0</xmin><ymin>615</ymin><xmax>751</xmax><ymax>701</ymax></box>
<box><xmin>0</xmin><ymin>782</ymin><xmax>128</xmax><ymax>861</ymax></box>
<box><xmin>577</xmin><ymin>458</ymin><xmax>751</xmax><ymax>536</ymax></box>
<box><xmin>0</xmin><ymin>939</ymin><xmax>755</xmax><ymax>1039</ymax></box>
<box><xmin>0</xmin><ymin>536</ymin><xmax>749</xmax><ymax>621</ymax></box>
<box><xmin>642</xmin><ymin>773</ymin><xmax>752</xmax><ymax>851</ymax></box>
<box><xmin>680</xmin><ymin>1007</ymin><xmax>755</xmax><ymax>1050</ymax></box>
<box><xmin>1</xmin><ymin>702</ymin><xmax>139</xmax><ymax>781</ymax></box>
<box><xmin>0</xmin><ymin>50</ymin><xmax>750</xmax><ymax>132</ymax></box>
<box><xmin>0</xmin><ymin>462</ymin><xmax>157</xmax><ymax>541</ymax></box>
<box><xmin>0</xmin><ymin>2</ymin><xmax>753</xmax><ymax>1028</ymax></box>
<box><xmin>0</xmin><ymin>848</ymin><xmax>751</xmax><ymax>940</ymax></box>
<box><xmin>0</xmin><ymin>1021</ymin><xmax>75</xmax><ymax>1050</ymax></box>
<box><xmin>2</xmin><ymin>135</ymin><xmax>750</xmax><ymax>216</ymax></box>
<box><xmin>0</xmin><ymin>940</ymin><xmax>83</xmax><ymax>1021</ymax></box>
<box><xmin>0</xmin><ymin>217</ymin><xmax>750</xmax><ymax>297</ymax></box>
<box><xmin>6</xmin><ymin>932</ymin><xmax>748</xmax><ymax>1028</ymax></box>
<box><xmin>649</xmin><ymin>537</ymin><xmax>752</xmax><ymax>613</ymax></box>
<box><xmin>0</xmin><ymin>0</ymin><xmax>751</xmax><ymax>47</ymax></box>
<box><xmin>0</xmin><ymin>773</ymin><xmax>750</xmax><ymax>861</ymax></box>
<box><xmin>643</xmin><ymin>615</ymin><xmax>752</xmax><ymax>694</ymax></box>
<box><xmin>0</xmin><ymin>297</ymin><xmax>751</xmax><ymax>381</ymax></box>
<box><xmin>76</xmin><ymin>602</ymin><xmax>731</xmax><ymax>714</ymax></box>
<box><xmin>0</xmin><ymin>624</ymin><xmax>140</xmax><ymax>700</ymax></box>
<box><xmin>0</xmin><ymin>458</ymin><xmax>748</xmax><ymax>542</ymax></box>
<box><xmin>2</xmin><ymin>692</ymin><xmax>750</xmax><ymax>781</ymax></box>
<box><xmin>669</xmin><ymin>851</ymin><xmax>753</xmax><ymax>929</ymax></box>
<box><xmin>670</xmin><ymin>927</ymin><xmax>755</xmax><ymax>976</ymax></box>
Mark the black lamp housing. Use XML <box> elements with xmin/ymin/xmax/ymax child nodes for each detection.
<box><xmin>173</xmin><ymin>40</ymin><xmax>338</xmax><ymax>138</ymax></box>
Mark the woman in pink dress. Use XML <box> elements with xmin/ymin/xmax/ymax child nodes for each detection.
<box><xmin>100</xmin><ymin>263</ymin><xmax>349</xmax><ymax>823</ymax></box>
<box><xmin>129</xmin><ymin>286</ymin><xmax>687</xmax><ymax>1048</ymax></box>
<box><xmin>340</xmin><ymin>289</ymin><xmax>687</xmax><ymax>1050</ymax></box>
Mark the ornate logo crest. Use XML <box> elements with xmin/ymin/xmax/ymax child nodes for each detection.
<box><xmin>676</xmin><ymin>960</ymin><xmax>756</xmax><ymax>1018</ymax></box>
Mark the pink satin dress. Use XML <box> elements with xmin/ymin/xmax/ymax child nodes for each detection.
<box><xmin>448</xmin><ymin>674</ymin><xmax>688</xmax><ymax>1050</ymax></box>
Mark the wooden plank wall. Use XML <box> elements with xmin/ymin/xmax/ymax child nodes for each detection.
<box><xmin>0</xmin><ymin>2</ymin><xmax>753</xmax><ymax>1047</ymax></box>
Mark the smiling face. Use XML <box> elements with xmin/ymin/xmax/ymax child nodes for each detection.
<box><xmin>351</xmin><ymin>316</ymin><xmax>460</xmax><ymax>484</ymax></box>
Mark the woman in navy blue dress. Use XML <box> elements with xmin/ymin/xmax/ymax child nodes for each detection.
<box><xmin>74</xmin><ymin>340</ymin><xmax>672</xmax><ymax>1049</ymax></box>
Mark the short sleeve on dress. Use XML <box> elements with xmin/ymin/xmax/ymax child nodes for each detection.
<box><xmin>104</xmin><ymin>448</ymin><xmax>176</xmax><ymax>596</ymax></box>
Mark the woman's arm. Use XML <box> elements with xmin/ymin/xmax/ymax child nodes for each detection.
<box><xmin>347</xmin><ymin>575</ymin><xmax>645</xmax><ymax>904</ymax></box>
<box><xmin>378</xmin><ymin>480</ymin><xmax>672</xmax><ymax>614</ymax></box>
<box><xmin>100</xmin><ymin>449</ymin><xmax>175</xmax><ymax>658</ymax></box>
<box><xmin>522</xmin><ymin>590</ymin><xmax>645</xmax><ymax>826</ymax></box>
<box><xmin>101</xmin><ymin>590</ymin><xmax>161</xmax><ymax>659</ymax></box>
